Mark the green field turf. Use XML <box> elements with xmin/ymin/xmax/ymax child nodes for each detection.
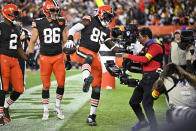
<box><xmin>60</xmin><ymin>72</ymin><xmax>168</xmax><ymax>131</ymax></box>
<box><xmin>2</xmin><ymin>69</ymin><xmax>167</xmax><ymax>131</ymax></box>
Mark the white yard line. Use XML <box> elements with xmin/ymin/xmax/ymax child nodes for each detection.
<box><xmin>1</xmin><ymin>74</ymin><xmax>91</xmax><ymax>131</ymax></box>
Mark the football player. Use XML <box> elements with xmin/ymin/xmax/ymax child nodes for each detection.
<box><xmin>64</xmin><ymin>5</ymin><xmax>122</xmax><ymax>126</ymax></box>
<box><xmin>28</xmin><ymin>0</ymin><xmax>67</xmax><ymax>120</ymax></box>
<box><xmin>0</xmin><ymin>4</ymin><xmax>32</xmax><ymax>126</ymax></box>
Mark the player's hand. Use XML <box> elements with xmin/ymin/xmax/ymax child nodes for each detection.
<box><xmin>26</xmin><ymin>53</ymin><xmax>36</xmax><ymax>67</ymax></box>
<box><xmin>122</xmin><ymin>53</ymin><xmax>129</xmax><ymax>58</ymax></box>
<box><xmin>65</xmin><ymin>61</ymin><xmax>72</xmax><ymax>70</ymax></box>
<box><xmin>65</xmin><ymin>40</ymin><xmax>75</xmax><ymax>48</ymax></box>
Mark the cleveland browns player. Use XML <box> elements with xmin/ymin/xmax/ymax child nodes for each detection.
<box><xmin>0</xmin><ymin>4</ymin><xmax>33</xmax><ymax>126</ymax></box>
<box><xmin>64</xmin><ymin>5</ymin><xmax>122</xmax><ymax>126</ymax></box>
<box><xmin>28</xmin><ymin>0</ymin><xmax>67</xmax><ymax>121</ymax></box>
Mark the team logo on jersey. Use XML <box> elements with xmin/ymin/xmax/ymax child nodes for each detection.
<box><xmin>11</xmin><ymin>29</ymin><xmax>15</xmax><ymax>32</ymax></box>
<box><xmin>178</xmin><ymin>80</ymin><xmax>190</xmax><ymax>88</ymax></box>
<box><xmin>50</xmin><ymin>23</ymin><xmax>53</xmax><ymax>27</ymax></box>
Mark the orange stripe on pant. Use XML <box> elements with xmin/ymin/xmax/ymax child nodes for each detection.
<box><xmin>0</xmin><ymin>55</ymin><xmax>24</xmax><ymax>93</ymax></box>
<box><xmin>40</xmin><ymin>53</ymin><xmax>65</xmax><ymax>88</ymax></box>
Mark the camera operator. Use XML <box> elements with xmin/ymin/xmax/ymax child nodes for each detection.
<box><xmin>169</xmin><ymin>31</ymin><xmax>191</xmax><ymax>70</ymax></box>
<box><xmin>122</xmin><ymin>27</ymin><xmax>164</xmax><ymax>131</ymax></box>
<box><xmin>152</xmin><ymin>63</ymin><xmax>196</xmax><ymax>131</ymax></box>
<box><xmin>169</xmin><ymin>29</ymin><xmax>195</xmax><ymax>74</ymax></box>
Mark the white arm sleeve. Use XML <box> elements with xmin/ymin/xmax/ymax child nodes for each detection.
<box><xmin>68</xmin><ymin>23</ymin><xmax>85</xmax><ymax>36</ymax></box>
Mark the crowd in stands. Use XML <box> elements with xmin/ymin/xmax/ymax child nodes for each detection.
<box><xmin>0</xmin><ymin>0</ymin><xmax>195</xmax><ymax>69</ymax></box>
<box><xmin>0</xmin><ymin>0</ymin><xmax>195</xmax><ymax>27</ymax></box>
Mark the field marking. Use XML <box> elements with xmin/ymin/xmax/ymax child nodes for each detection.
<box><xmin>1</xmin><ymin>74</ymin><xmax>91</xmax><ymax>131</ymax></box>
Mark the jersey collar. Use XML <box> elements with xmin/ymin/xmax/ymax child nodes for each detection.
<box><xmin>145</xmin><ymin>39</ymin><xmax>156</xmax><ymax>47</ymax></box>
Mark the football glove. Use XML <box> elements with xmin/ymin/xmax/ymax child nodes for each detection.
<box><xmin>26</xmin><ymin>53</ymin><xmax>36</xmax><ymax>68</ymax></box>
<box><xmin>64</xmin><ymin>40</ymin><xmax>75</xmax><ymax>48</ymax></box>
<box><xmin>65</xmin><ymin>55</ymin><xmax>72</xmax><ymax>70</ymax></box>
<box><xmin>65</xmin><ymin>61</ymin><xmax>72</xmax><ymax>70</ymax></box>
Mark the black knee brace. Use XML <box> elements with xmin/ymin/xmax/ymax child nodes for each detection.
<box><xmin>10</xmin><ymin>91</ymin><xmax>21</xmax><ymax>101</ymax></box>
<box><xmin>42</xmin><ymin>90</ymin><xmax>49</xmax><ymax>99</ymax></box>
<box><xmin>56</xmin><ymin>86</ymin><xmax>64</xmax><ymax>95</ymax></box>
<box><xmin>84</xmin><ymin>54</ymin><xmax>93</xmax><ymax>65</ymax></box>
<box><xmin>0</xmin><ymin>90</ymin><xmax>5</xmax><ymax>106</ymax></box>
<box><xmin>91</xmin><ymin>86</ymin><xmax>101</xmax><ymax>100</ymax></box>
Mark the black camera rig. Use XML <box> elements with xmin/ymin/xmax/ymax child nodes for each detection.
<box><xmin>104</xmin><ymin>24</ymin><xmax>142</xmax><ymax>87</ymax></box>
<box><xmin>111</xmin><ymin>24</ymin><xmax>139</xmax><ymax>51</ymax></box>
<box><xmin>104</xmin><ymin>60</ymin><xmax>140</xmax><ymax>87</ymax></box>
<box><xmin>179</xmin><ymin>30</ymin><xmax>195</xmax><ymax>50</ymax></box>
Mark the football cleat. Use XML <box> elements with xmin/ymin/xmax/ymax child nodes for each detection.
<box><xmin>0</xmin><ymin>116</ymin><xmax>7</xmax><ymax>126</ymax></box>
<box><xmin>54</xmin><ymin>106</ymin><xmax>64</xmax><ymax>120</ymax></box>
<box><xmin>42</xmin><ymin>111</ymin><xmax>49</xmax><ymax>121</ymax></box>
<box><xmin>86</xmin><ymin>114</ymin><xmax>97</xmax><ymax>126</ymax></box>
<box><xmin>3</xmin><ymin>108</ymin><xmax>11</xmax><ymax>122</ymax></box>
<box><xmin>131</xmin><ymin>120</ymin><xmax>149</xmax><ymax>131</ymax></box>
<box><xmin>83</xmin><ymin>75</ymin><xmax>94</xmax><ymax>92</ymax></box>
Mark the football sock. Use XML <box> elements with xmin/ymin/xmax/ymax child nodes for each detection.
<box><xmin>0</xmin><ymin>90</ymin><xmax>5</xmax><ymax>107</ymax></box>
<box><xmin>90</xmin><ymin>86</ymin><xmax>101</xmax><ymax>115</ymax></box>
<box><xmin>4</xmin><ymin>91</ymin><xmax>21</xmax><ymax>108</ymax></box>
<box><xmin>0</xmin><ymin>107</ymin><xmax>3</xmax><ymax>117</ymax></box>
<box><xmin>90</xmin><ymin>98</ymin><xmax>99</xmax><ymax>115</ymax></box>
<box><xmin>56</xmin><ymin>87</ymin><xmax>64</xmax><ymax>107</ymax></box>
<box><xmin>82</xmin><ymin>64</ymin><xmax>91</xmax><ymax>81</ymax></box>
<box><xmin>43</xmin><ymin>103</ymin><xmax>49</xmax><ymax>112</ymax></box>
<box><xmin>42</xmin><ymin>90</ymin><xmax>49</xmax><ymax>112</ymax></box>
<box><xmin>4</xmin><ymin>98</ymin><xmax>14</xmax><ymax>108</ymax></box>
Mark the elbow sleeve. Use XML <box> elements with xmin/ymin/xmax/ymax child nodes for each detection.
<box><xmin>68</xmin><ymin>23</ymin><xmax>85</xmax><ymax>37</ymax></box>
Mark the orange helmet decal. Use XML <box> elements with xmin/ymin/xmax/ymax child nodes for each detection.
<box><xmin>1</xmin><ymin>4</ymin><xmax>19</xmax><ymax>21</ymax></box>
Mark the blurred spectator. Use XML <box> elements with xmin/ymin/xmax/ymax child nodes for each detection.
<box><xmin>163</xmin><ymin>35</ymin><xmax>172</xmax><ymax>65</ymax></box>
<box><xmin>169</xmin><ymin>30</ymin><xmax>192</xmax><ymax>72</ymax></box>
<box><xmin>0</xmin><ymin>0</ymin><xmax>195</xmax><ymax>27</ymax></box>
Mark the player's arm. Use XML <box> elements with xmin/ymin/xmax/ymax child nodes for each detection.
<box><xmin>62</xmin><ymin>27</ymin><xmax>67</xmax><ymax>46</ymax></box>
<box><xmin>28</xmin><ymin>28</ymin><xmax>39</xmax><ymax>53</ymax></box>
<box><xmin>104</xmin><ymin>39</ymin><xmax>124</xmax><ymax>53</ymax></box>
<box><xmin>67</xmin><ymin>16</ymin><xmax>91</xmax><ymax>41</ymax></box>
<box><xmin>17</xmin><ymin>40</ymin><xmax>28</xmax><ymax>60</ymax></box>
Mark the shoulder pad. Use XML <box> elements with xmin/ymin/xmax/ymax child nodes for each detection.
<box><xmin>32</xmin><ymin>18</ymin><xmax>44</xmax><ymax>28</ymax></box>
<box><xmin>82</xmin><ymin>16</ymin><xmax>91</xmax><ymax>21</ymax></box>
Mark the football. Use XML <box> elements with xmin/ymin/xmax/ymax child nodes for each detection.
<box><xmin>63</xmin><ymin>45</ymin><xmax>76</xmax><ymax>54</ymax></box>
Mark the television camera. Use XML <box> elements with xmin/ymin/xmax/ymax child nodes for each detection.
<box><xmin>179</xmin><ymin>29</ymin><xmax>195</xmax><ymax>50</ymax></box>
<box><xmin>104</xmin><ymin>24</ymin><xmax>142</xmax><ymax>87</ymax></box>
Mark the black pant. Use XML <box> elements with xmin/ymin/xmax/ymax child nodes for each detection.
<box><xmin>129</xmin><ymin>71</ymin><xmax>159</xmax><ymax>128</ymax></box>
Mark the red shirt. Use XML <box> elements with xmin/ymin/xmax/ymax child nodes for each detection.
<box><xmin>128</xmin><ymin>43</ymin><xmax>163</xmax><ymax>72</ymax></box>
